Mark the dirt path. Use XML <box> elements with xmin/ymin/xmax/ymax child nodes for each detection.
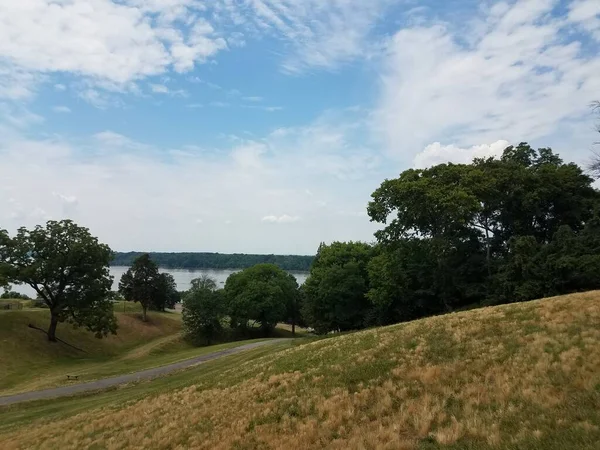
<box><xmin>0</xmin><ymin>339</ymin><xmax>285</xmax><ymax>407</ymax></box>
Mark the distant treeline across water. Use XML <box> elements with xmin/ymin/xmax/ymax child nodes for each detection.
<box><xmin>111</xmin><ymin>252</ymin><xmax>315</xmax><ymax>271</ymax></box>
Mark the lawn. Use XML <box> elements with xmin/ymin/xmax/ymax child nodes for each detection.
<box><xmin>1</xmin><ymin>291</ymin><xmax>599</xmax><ymax>449</ymax></box>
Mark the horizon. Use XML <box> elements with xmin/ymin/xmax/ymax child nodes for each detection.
<box><xmin>1</xmin><ymin>0</ymin><xmax>599</xmax><ymax>255</ymax></box>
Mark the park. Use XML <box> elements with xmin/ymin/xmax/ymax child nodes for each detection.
<box><xmin>0</xmin><ymin>143</ymin><xmax>599</xmax><ymax>448</ymax></box>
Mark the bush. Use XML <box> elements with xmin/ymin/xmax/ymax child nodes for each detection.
<box><xmin>0</xmin><ymin>291</ymin><xmax>31</xmax><ymax>300</ymax></box>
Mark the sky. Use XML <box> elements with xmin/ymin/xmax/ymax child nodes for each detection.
<box><xmin>0</xmin><ymin>0</ymin><xmax>599</xmax><ymax>255</ymax></box>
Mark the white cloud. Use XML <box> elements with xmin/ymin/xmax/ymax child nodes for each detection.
<box><xmin>78</xmin><ymin>89</ymin><xmax>121</xmax><ymax>109</ymax></box>
<box><xmin>376</xmin><ymin>0</ymin><xmax>600</xmax><ymax>161</ymax></box>
<box><xmin>413</xmin><ymin>140</ymin><xmax>511</xmax><ymax>168</ymax></box>
<box><xmin>54</xmin><ymin>84</ymin><xmax>66</xmax><ymax>91</ymax></box>
<box><xmin>241</xmin><ymin>104</ymin><xmax>283</xmax><ymax>112</ymax></box>
<box><xmin>150</xmin><ymin>83</ymin><xmax>170</xmax><ymax>94</ymax></box>
<box><xmin>0</xmin><ymin>104</ymin><xmax>44</xmax><ymax>129</ymax></box>
<box><xmin>53</xmin><ymin>192</ymin><xmax>78</xmax><ymax>205</ymax></box>
<box><xmin>52</xmin><ymin>105</ymin><xmax>71</xmax><ymax>113</ymax></box>
<box><xmin>149</xmin><ymin>83</ymin><xmax>187</xmax><ymax>96</ymax></box>
<box><xmin>0</xmin><ymin>64</ymin><xmax>43</xmax><ymax>100</ymax></box>
<box><xmin>0</xmin><ymin>0</ymin><xmax>227</xmax><ymax>96</ymax></box>
<box><xmin>243</xmin><ymin>96</ymin><xmax>263</xmax><ymax>102</ymax></box>
<box><xmin>262</xmin><ymin>214</ymin><xmax>299</xmax><ymax>224</ymax></box>
<box><xmin>0</xmin><ymin>112</ymin><xmax>379</xmax><ymax>253</ymax></box>
<box><xmin>210</xmin><ymin>101</ymin><xmax>230</xmax><ymax>107</ymax></box>
<box><xmin>569</xmin><ymin>0</ymin><xmax>600</xmax><ymax>41</ymax></box>
<box><xmin>215</xmin><ymin>0</ymin><xmax>394</xmax><ymax>72</ymax></box>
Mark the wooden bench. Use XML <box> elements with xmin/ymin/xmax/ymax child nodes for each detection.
<box><xmin>66</xmin><ymin>375</ymin><xmax>79</xmax><ymax>381</ymax></box>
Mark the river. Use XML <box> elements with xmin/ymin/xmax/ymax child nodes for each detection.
<box><xmin>7</xmin><ymin>267</ymin><xmax>309</xmax><ymax>298</ymax></box>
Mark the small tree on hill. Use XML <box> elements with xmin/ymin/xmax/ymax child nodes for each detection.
<box><xmin>0</xmin><ymin>220</ymin><xmax>117</xmax><ymax>342</ymax></box>
<box><xmin>118</xmin><ymin>253</ymin><xmax>161</xmax><ymax>322</ymax></box>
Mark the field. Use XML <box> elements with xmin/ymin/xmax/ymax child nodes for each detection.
<box><xmin>1</xmin><ymin>291</ymin><xmax>599</xmax><ymax>449</ymax></box>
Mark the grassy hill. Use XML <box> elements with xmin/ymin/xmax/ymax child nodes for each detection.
<box><xmin>0</xmin><ymin>308</ymin><xmax>184</xmax><ymax>394</ymax></box>
<box><xmin>1</xmin><ymin>291</ymin><xmax>599</xmax><ymax>449</ymax></box>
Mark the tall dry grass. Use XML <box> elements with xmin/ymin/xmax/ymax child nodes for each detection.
<box><xmin>2</xmin><ymin>292</ymin><xmax>600</xmax><ymax>449</ymax></box>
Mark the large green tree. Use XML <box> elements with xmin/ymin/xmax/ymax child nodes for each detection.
<box><xmin>302</xmin><ymin>242</ymin><xmax>373</xmax><ymax>334</ymax></box>
<box><xmin>224</xmin><ymin>264</ymin><xmax>298</xmax><ymax>335</ymax></box>
<box><xmin>182</xmin><ymin>275</ymin><xmax>224</xmax><ymax>345</ymax></box>
<box><xmin>368</xmin><ymin>143</ymin><xmax>599</xmax><ymax>313</ymax></box>
<box><xmin>0</xmin><ymin>220</ymin><xmax>116</xmax><ymax>342</ymax></box>
<box><xmin>118</xmin><ymin>253</ymin><xmax>161</xmax><ymax>321</ymax></box>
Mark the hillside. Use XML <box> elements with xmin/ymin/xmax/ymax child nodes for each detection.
<box><xmin>0</xmin><ymin>309</ymin><xmax>183</xmax><ymax>394</ymax></box>
<box><xmin>2</xmin><ymin>291</ymin><xmax>599</xmax><ymax>449</ymax></box>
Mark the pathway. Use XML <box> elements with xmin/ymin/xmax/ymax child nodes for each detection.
<box><xmin>0</xmin><ymin>339</ymin><xmax>285</xmax><ymax>406</ymax></box>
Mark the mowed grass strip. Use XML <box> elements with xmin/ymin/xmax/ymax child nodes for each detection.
<box><xmin>1</xmin><ymin>292</ymin><xmax>599</xmax><ymax>449</ymax></box>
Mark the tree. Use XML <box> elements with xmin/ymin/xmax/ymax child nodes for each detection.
<box><xmin>224</xmin><ymin>264</ymin><xmax>298</xmax><ymax>335</ymax></box>
<box><xmin>492</xmin><ymin>218</ymin><xmax>600</xmax><ymax>304</ymax></box>
<box><xmin>366</xmin><ymin>143</ymin><xmax>599</xmax><ymax>317</ymax></box>
<box><xmin>190</xmin><ymin>274</ymin><xmax>218</xmax><ymax>292</ymax></box>
<box><xmin>118</xmin><ymin>254</ymin><xmax>161</xmax><ymax>321</ymax></box>
<box><xmin>152</xmin><ymin>273</ymin><xmax>180</xmax><ymax>311</ymax></box>
<box><xmin>302</xmin><ymin>242</ymin><xmax>373</xmax><ymax>334</ymax></box>
<box><xmin>0</xmin><ymin>220</ymin><xmax>117</xmax><ymax>342</ymax></box>
<box><xmin>285</xmin><ymin>285</ymin><xmax>302</xmax><ymax>336</ymax></box>
<box><xmin>182</xmin><ymin>275</ymin><xmax>224</xmax><ymax>345</ymax></box>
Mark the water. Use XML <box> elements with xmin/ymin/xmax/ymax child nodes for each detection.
<box><xmin>8</xmin><ymin>267</ymin><xmax>309</xmax><ymax>298</ymax></box>
<box><xmin>110</xmin><ymin>267</ymin><xmax>308</xmax><ymax>291</ymax></box>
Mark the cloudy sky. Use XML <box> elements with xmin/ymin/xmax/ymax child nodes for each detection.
<box><xmin>0</xmin><ymin>0</ymin><xmax>599</xmax><ymax>255</ymax></box>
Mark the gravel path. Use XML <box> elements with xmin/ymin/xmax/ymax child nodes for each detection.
<box><xmin>0</xmin><ymin>339</ymin><xmax>285</xmax><ymax>406</ymax></box>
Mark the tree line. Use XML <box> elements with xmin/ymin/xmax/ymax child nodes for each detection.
<box><xmin>301</xmin><ymin>143</ymin><xmax>600</xmax><ymax>333</ymax></box>
<box><xmin>2</xmin><ymin>142</ymin><xmax>599</xmax><ymax>343</ymax></box>
<box><xmin>182</xmin><ymin>266</ymin><xmax>299</xmax><ymax>345</ymax></box>
<box><xmin>112</xmin><ymin>252</ymin><xmax>314</xmax><ymax>272</ymax></box>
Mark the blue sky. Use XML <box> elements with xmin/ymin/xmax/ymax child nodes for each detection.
<box><xmin>0</xmin><ymin>0</ymin><xmax>599</xmax><ymax>254</ymax></box>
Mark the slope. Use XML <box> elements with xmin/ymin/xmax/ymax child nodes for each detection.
<box><xmin>2</xmin><ymin>291</ymin><xmax>600</xmax><ymax>449</ymax></box>
<box><xmin>0</xmin><ymin>309</ymin><xmax>183</xmax><ymax>393</ymax></box>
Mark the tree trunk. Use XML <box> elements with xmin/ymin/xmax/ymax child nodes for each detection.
<box><xmin>47</xmin><ymin>313</ymin><xmax>59</xmax><ymax>342</ymax></box>
<box><xmin>142</xmin><ymin>305</ymin><xmax>148</xmax><ymax>322</ymax></box>
<box><xmin>291</xmin><ymin>320</ymin><xmax>296</xmax><ymax>337</ymax></box>
<box><xmin>485</xmin><ymin>227</ymin><xmax>492</xmax><ymax>277</ymax></box>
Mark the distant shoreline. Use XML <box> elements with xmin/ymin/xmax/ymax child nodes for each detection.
<box><xmin>111</xmin><ymin>252</ymin><xmax>315</xmax><ymax>272</ymax></box>
<box><xmin>109</xmin><ymin>264</ymin><xmax>309</xmax><ymax>273</ymax></box>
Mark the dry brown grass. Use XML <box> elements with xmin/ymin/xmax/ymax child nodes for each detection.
<box><xmin>2</xmin><ymin>292</ymin><xmax>600</xmax><ymax>449</ymax></box>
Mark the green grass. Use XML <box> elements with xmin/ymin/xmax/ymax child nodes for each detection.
<box><xmin>0</xmin><ymin>306</ymin><xmax>305</xmax><ymax>395</ymax></box>
<box><xmin>2</xmin><ymin>292</ymin><xmax>599</xmax><ymax>449</ymax></box>
<box><xmin>0</xmin><ymin>309</ymin><xmax>184</xmax><ymax>394</ymax></box>
<box><xmin>0</xmin><ymin>340</ymin><xmax>296</xmax><ymax>434</ymax></box>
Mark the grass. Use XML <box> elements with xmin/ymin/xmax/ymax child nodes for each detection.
<box><xmin>1</xmin><ymin>291</ymin><xmax>599</xmax><ymax>449</ymax></box>
<box><xmin>0</xmin><ymin>340</ymin><xmax>296</xmax><ymax>433</ymax></box>
<box><xmin>0</xmin><ymin>306</ymin><xmax>305</xmax><ymax>395</ymax></box>
<box><xmin>0</xmin><ymin>309</ymin><xmax>185</xmax><ymax>394</ymax></box>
